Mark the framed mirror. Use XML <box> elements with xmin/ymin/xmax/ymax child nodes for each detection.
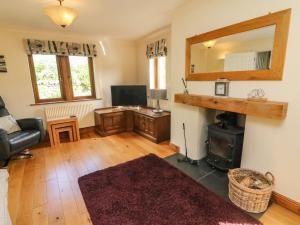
<box><xmin>185</xmin><ymin>9</ymin><xmax>291</xmax><ymax>81</ymax></box>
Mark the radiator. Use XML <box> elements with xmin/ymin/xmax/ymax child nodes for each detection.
<box><xmin>224</xmin><ymin>52</ymin><xmax>257</xmax><ymax>71</ymax></box>
<box><xmin>44</xmin><ymin>103</ymin><xmax>94</xmax><ymax>128</ymax></box>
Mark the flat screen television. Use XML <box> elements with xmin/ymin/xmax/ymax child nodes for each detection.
<box><xmin>111</xmin><ymin>85</ymin><xmax>147</xmax><ymax>106</ymax></box>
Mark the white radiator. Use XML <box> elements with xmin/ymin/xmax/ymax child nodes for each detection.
<box><xmin>224</xmin><ymin>52</ymin><xmax>257</xmax><ymax>71</ymax></box>
<box><xmin>44</xmin><ymin>103</ymin><xmax>94</xmax><ymax>128</ymax></box>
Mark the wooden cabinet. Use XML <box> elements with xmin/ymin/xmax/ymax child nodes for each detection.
<box><xmin>133</xmin><ymin>112</ymin><xmax>169</xmax><ymax>143</ymax></box>
<box><xmin>94</xmin><ymin>107</ymin><xmax>170</xmax><ymax>143</ymax></box>
<box><xmin>95</xmin><ymin>110</ymin><xmax>126</xmax><ymax>136</ymax></box>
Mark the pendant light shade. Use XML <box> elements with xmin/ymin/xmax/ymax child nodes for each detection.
<box><xmin>202</xmin><ymin>40</ymin><xmax>217</xmax><ymax>48</ymax></box>
<box><xmin>44</xmin><ymin>0</ymin><xmax>78</xmax><ymax>28</ymax></box>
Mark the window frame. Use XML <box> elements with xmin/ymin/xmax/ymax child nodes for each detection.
<box><xmin>28</xmin><ymin>55</ymin><xmax>96</xmax><ymax>104</ymax></box>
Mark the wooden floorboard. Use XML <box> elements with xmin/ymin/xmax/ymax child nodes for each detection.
<box><xmin>7</xmin><ymin>132</ymin><xmax>300</xmax><ymax>225</ymax></box>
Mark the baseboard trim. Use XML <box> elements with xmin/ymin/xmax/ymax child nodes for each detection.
<box><xmin>169</xmin><ymin>143</ymin><xmax>180</xmax><ymax>153</ymax></box>
<box><xmin>272</xmin><ymin>191</ymin><xmax>300</xmax><ymax>215</ymax></box>
<box><xmin>79</xmin><ymin>126</ymin><xmax>96</xmax><ymax>135</ymax></box>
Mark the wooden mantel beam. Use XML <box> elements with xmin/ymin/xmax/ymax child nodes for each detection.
<box><xmin>174</xmin><ymin>93</ymin><xmax>288</xmax><ymax>119</ymax></box>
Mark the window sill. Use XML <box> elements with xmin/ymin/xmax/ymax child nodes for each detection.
<box><xmin>30</xmin><ymin>98</ymin><xmax>102</xmax><ymax>106</ymax></box>
<box><xmin>148</xmin><ymin>97</ymin><xmax>169</xmax><ymax>101</ymax></box>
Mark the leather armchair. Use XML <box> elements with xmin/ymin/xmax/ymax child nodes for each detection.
<box><xmin>0</xmin><ymin>96</ymin><xmax>45</xmax><ymax>166</ymax></box>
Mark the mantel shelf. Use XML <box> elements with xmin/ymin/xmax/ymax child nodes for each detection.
<box><xmin>174</xmin><ymin>93</ymin><xmax>288</xmax><ymax>119</ymax></box>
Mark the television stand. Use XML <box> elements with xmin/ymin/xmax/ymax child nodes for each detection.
<box><xmin>94</xmin><ymin>107</ymin><xmax>171</xmax><ymax>143</ymax></box>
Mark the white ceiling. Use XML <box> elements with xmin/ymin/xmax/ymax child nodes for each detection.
<box><xmin>0</xmin><ymin>0</ymin><xmax>189</xmax><ymax>39</ymax></box>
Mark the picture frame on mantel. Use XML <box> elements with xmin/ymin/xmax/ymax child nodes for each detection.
<box><xmin>215</xmin><ymin>79</ymin><xmax>229</xmax><ymax>96</ymax></box>
<box><xmin>0</xmin><ymin>55</ymin><xmax>8</xmax><ymax>73</ymax></box>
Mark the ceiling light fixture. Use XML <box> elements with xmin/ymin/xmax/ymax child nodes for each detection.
<box><xmin>44</xmin><ymin>0</ymin><xmax>78</xmax><ymax>28</ymax></box>
<box><xmin>203</xmin><ymin>40</ymin><xmax>217</xmax><ymax>48</ymax></box>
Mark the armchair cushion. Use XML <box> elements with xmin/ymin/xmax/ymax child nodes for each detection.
<box><xmin>8</xmin><ymin>130</ymin><xmax>40</xmax><ymax>154</ymax></box>
<box><xmin>17</xmin><ymin>118</ymin><xmax>45</xmax><ymax>142</ymax></box>
<box><xmin>0</xmin><ymin>97</ymin><xmax>9</xmax><ymax>117</ymax></box>
<box><xmin>0</xmin><ymin>115</ymin><xmax>21</xmax><ymax>134</ymax></box>
<box><xmin>0</xmin><ymin>129</ymin><xmax>10</xmax><ymax>161</ymax></box>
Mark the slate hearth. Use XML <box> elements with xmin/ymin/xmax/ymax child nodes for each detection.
<box><xmin>164</xmin><ymin>153</ymin><xmax>266</xmax><ymax>220</ymax></box>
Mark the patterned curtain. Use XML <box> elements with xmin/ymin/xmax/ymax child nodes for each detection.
<box><xmin>146</xmin><ymin>39</ymin><xmax>167</xmax><ymax>59</ymax></box>
<box><xmin>24</xmin><ymin>39</ymin><xmax>97</xmax><ymax>57</ymax></box>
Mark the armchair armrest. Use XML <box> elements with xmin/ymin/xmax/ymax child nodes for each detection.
<box><xmin>17</xmin><ymin>118</ymin><xmax>46</xmax><ymax>142</ymax></box>
<box><xmin>0</xmin><ymin>129</ymin><xmax>10</xmax><ymax>161</ymax></box>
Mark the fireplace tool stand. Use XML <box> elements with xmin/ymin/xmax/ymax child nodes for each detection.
<box><xmin>177</xmin><ymin>123</ymin><xmax>200</xmax><ymax>165</ymax></box>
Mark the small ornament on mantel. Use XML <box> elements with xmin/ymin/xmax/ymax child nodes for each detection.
<box><xmin>247</xmin><ymin>88</ymin><xmax>268</xmax><ymax>102</ymax></box>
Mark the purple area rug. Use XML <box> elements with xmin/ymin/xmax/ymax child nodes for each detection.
<box><xmin>78</xmin><ymin>154</ymin><xmax>262</xmax><ymax>225</ymax></box>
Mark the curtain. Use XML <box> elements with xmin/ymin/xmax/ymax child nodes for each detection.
<box><xmin>256</xmin><ymin>51</ymin><xmax>271</xmax><ymax>70</ymax></box>
<box><xmin>146</xmin><ymin>39</ymin><xmax>167</xmax><ymax>59</ymax></box>
<box><xmin>24</xmin><ymin>39</ymin><xmax>97</xmax><ymax>57</ymax></box>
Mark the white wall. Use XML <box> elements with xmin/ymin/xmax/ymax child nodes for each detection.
<box><xmin>170</xmin><ymin>0</ymin><xmax>300</xmax><ymax>202</ymax></box>
<box><xmin>0</xmin><ymin>28</ymin><xmax>137</xmax><ymax>127</ymax></box>
<box><xmin>136</xmin><ymin>27</ymin><xmax>172</xmax><ymax>110</ymax></box>
<box><xmin>100</xmin><ymin>39</ymin><xmax>138</xmax><ymax>106</ymax></box>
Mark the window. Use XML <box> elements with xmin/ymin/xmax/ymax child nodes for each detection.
<box><xmin>29</xmin><ymin>54</ymin><xmax>96</xmax><ymax>103</ymax></box>
<box><xmin>149</xmin><ymin>56</ymin><xmax>166</xmax><ymax>89</ymax></box>
<box><xmin>157</xmin><ymin>56</ymin><xmax>166</xmax><ymax>89</ymax></box>
<box><xmin>69</xmin><ymin>56</ymin><xmax>93</xmax><ymax>97</ymax></box>
<box><xmin>32</xmin><ymin>55</ymin><xmax>62</xmax><ymax>100</ymax></box>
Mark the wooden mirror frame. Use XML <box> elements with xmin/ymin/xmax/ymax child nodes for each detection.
<box><xmin>185</xmin><ymin>9</ymin><xmax>291</xmax><ymax>81</ymax></box>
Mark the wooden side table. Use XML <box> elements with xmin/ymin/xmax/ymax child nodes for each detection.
<box><xmin>47</xmin><ymin>117</ymin><xmax>80</xmax><ymax>147</ymax></box>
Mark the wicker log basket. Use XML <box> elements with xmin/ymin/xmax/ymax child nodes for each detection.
<box><xmin>228</xmin><ymin>168</ymin><xmax>274</xmax><ymax>213</ymax></box>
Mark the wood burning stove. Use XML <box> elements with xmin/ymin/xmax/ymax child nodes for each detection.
<box><xmin>205</xmin><ymin>112</ymin><xmax>244</xmax><ymax>171</ymax></box>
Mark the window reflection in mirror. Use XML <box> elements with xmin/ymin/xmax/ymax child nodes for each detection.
<box><xmin>190</xmin><ymin>25</ymin><xmax>276</xmax><ymax>73</ymax></box>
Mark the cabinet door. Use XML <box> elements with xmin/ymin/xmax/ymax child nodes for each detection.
<box><xmin>134</xmin><ymin>114</ymin><xmax>146</xmax><ymax>131</ymax></box>
<box><xmin>134</xmin><ymin>114</ymin><xmax>141</xmax><ymax>130</ymax></box>
<box><xmin>146</xmin><ymin>118</ymin><xmax>155</xmax><ymax>136</ymax></box>
<box><xmin>139</xmin><ymin>116</ymin><xmax>145</xmax><ymax>131</ymax></box>
<box><xmin>134</xmin><ymin>113</ymin><xmax>155</xmax><ymax>136</ymax></box>
<box><xmin>103</xmin><ymin>112</ymin><xmax>125</xmax><ymax>131</ymax></box>
<box><xmin>112</xmin><ymin>114</ymin><xmax>123</xmax><ymax>128</ymax></box>
<box><xmin>103</xmin><ymin>116</ymin><xmax>113</xmax><ymax>130</ymax></box>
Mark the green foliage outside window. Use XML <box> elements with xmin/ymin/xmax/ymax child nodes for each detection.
<box><xmin>32</xmin><ymin>55</ymin><xmax>93</xmax><ymax>100</ymax></box>
<box><xmin>33</xmin><ymin>54</ymin><xmax>62</xmax><ymax>99</ymax></box>
<box><xmin>69</xmin><ymin>56</ymin><xmax>92</xmax><ymax>97</ymax></box>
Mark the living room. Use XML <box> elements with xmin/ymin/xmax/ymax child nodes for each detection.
<box><xmin>0</xmin><ymin>0</ymin><xmax>300</xmax><ymax>225</ymax></box>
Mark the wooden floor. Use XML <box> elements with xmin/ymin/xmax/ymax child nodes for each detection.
<box><xmin>7</xmin><ymin>132</ymin><xmax>300</xmax><ymax>225</ymax></box>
